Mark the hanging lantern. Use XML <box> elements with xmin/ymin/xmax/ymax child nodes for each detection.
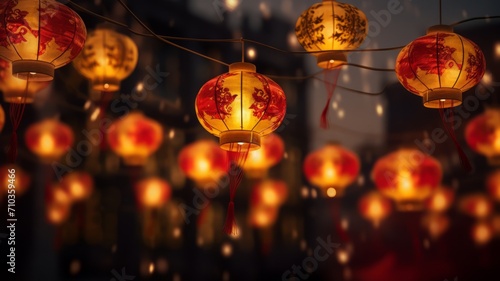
<box><xmin>425</xmin><ymin>186</ymin><xmax>455</xmax><ymax>213</ymax></box>
<box><xmin>0</xmin><ymin>164</ymin><xmax>31</xmax><ymax>197</ymax></box>
<box><xmin>295</xmin><ymin>0</ymin><xmax>368</xmax><ymax>69</ymax></box>
<box><xmin>303</xmin><ymin>143</ymin><xmax>360</xmax><ymax>197</ymax></box>
<box><xmin>0</xmin><ymin>58</ymin><xmax>50</xmax><ymax>103</ymax></box>
<box><xmin>471</xmin><ymin>221</ymin><xmax>493</xmax><ymax>246</ymax></box>
<box><xmin>358</xmin><ymin>191</ymin><xmax>392</xmax><ymax>228</ymax></box>
<box><xmin>243</xmin><ymin>133</ymin><xmax>285</xmax><ymax>178</ymax></box>
<box><xmin>134</xmin><ymin>177</ymin><xmax>172</xmax><ymax>208</ymax></box>
<box><xmin>465</xmin><ymin>108</ymin><xmax>500</xmax><ymax>165</ymax></box>
<box><xmin>195</xmin><ymin>62</ymin><xmax>286</xmax><ymax>152</ymax></box>
<box><xmin>486</xmin><ymin>170</ymin><xmax>500</xmax><ymax>202</ymax></box>
<box><xmin>421</xmin><ymin>213</ymin><xmax>450</xmax><ymax>240</ymax></box>
<box><xmin>249</xmin><ymin>205</ymin><xmax>278</xmax><ymax>228</ymax></box>
<box><xmin>0</xmin><ymin>103</ymin><xmax>4</xmax><ymax>132</ymax></box>
<box><xmin>25</xmin><ymin>119</ymin><xmax>74</xmax><ymax>162</ymax></box>
<box><xmin>61</xmin><ymin>171</ymin><xmax>94</xmax><ymax>202</ymax></box>
<box><xmin>395</xmin><ymin>25</ymin><xmax>485</xmax><ymax>108</ymax></box>
<box><xmin>107</xmin><ymin>112</ymin><xmax>163</xmax><ymax>166</ymax></box>
<box><xmin>250</xmin><ymin>179</ymin><xmax>288</xmax><ymax>208</ymax></box>
<box><xmin>0</xmin><ymin>0</ymin><xmax>86</xmax><ymax>81</ymax></box>
<box><xmin>46</xmin><ymin>184</ymin><xmax>72</xmax><ymax>224</ymax></box>
<box><xmin>73</xmin><ymin>28</ymin><xmax>138</xmax><ymax>92</ymax></box>
<box><xmin>458</xmin><ymin>193</ymin><xmax>493</xmax><ymax>219</ymax></box>
<box><xmin>371</xmin><ymin>148</ymin><xmax>442</xmax><ymax>211</ymax></box>
<box><xmin>178</xmin><ymin>139</ymin><xmax>229</xmax><ymax>186</ymax></box>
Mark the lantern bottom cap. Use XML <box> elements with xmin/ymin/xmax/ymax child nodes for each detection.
<box><xmin>317</xmin><ymin>52</ymin><xmax>347</xmax><ymax>69</ymax></box>
<box><xmin>396</xmin><ymin>200</ymin><xmax>424</xmax><ymax>212</ymax></box>
<box><xmin>12</xmin><ymin>60</ymin><xmax>54</xmax><ymax>81</ymax></box>
<box><xmin>423</xmin><ymin>88</ymin><xmax>462</xmax><ymax>108</ymax></box>
<box><xmin>92</xmin><ymin>78</ymin><xmax>121</xmax><ymax>92</ymax></box>
<box><xmin>3</xmin><ymin>93</ymin><xmax>35</xmax><ymax>104</ymax></box>
<box><xmin>219</xmin><ymin>131</ymin><xmax>261</xmax><ymax>151</ymax></box>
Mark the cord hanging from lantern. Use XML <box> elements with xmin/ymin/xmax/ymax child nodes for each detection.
<box><xmin>7</xmin><ymin>77</ymin><xmax>30</xmax><ymax>163</ymax></box>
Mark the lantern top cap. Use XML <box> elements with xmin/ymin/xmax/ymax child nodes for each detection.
<box><xmin>229</xmin><ymin>62</ymin><xmax>256</xmax><ymax>73</ymax></box>
<box><xmin>426</xmin><ymin>25</ymin><xmax>454</xmax><ymax>34</ymax></box>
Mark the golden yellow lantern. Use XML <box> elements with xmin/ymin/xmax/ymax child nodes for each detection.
<box><xmin>0</xmin><ymin>58</ymin><xmax>50</xmax><ymax>103</ymax></box>
<box><xmin>243</xmin><ymin>133</ymin><xmax>285</xmax><ymax>178</ymax></box>
<box><xmin>107</xmin><ymin>112</ymin><xmax>163</xmax><ymax>166</ymax></box>
<box><xmin>73</xmin><ymin>28</ymin><xmax>138</xmax><ymax>92</ymax></box>
<box><xmin>250</xmin><ymin>179</ymin><xmax>288</xmax><ymax>208</ymax></box>
<box><xmin>0</xmin><ymin>0</ymin><xmax>86</xmax><ymax>81</ymax></box>
<box><xmin>471</xmin><ymin>221</ymin><xmax>493</xmax><ymax>246</ymax></box>
<box><xmin>24</xmin><ymin>119</ymin><xmax>74</xmax><ymax>162</ymax></box>
<box><xmin>395</xmin><ymin>25</ymin><xmax>485</xmax><ymax>108</ymax></box>
<box><xmin>295</xmin><ymin>0</ymin><xmax>368</xmax><ymax>69</ymax></box>
<box><xmin>134</xmin><ymin>177</ymin><xmax>172</xmax><ymax>208</ymax></box>
<box><xmin>425</xmin><ymin>187</ymin><xmax>455</xmax><ymax>213</ymax></box>
<box><xmin>358</xmin><ymin>191</ymin><xmax>392</xmax><ymax>228</ymax></box>
<box><xmin>195</xmin><ymin>62</ymin><xmax>286</xmax><ymax>152</ymax></box>
<box><xmin>249</xmin><ymin>205</ymin><xmax>278</xmax><ymax>228</ymax></box>
<box><xmin>61</xmin><ymin>171</ymin><xmax>94</xmax><ymax>202</ymax></box>
<box><xmin>371</xmin><ymin>149</ymin><xmax>442</xmax><ymax>211</ymax></box>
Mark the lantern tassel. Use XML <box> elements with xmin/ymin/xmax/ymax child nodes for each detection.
<box><xmin>320</xmin><ymin>68</ymin><xmax>341</xmax><ymax>129</ymax></box>
<box><xmin>223</xmin><ymin>201</ymin><xmax>237</xmax><ymax>235</ymax></box>
<box><xmin>438</xmin><ymin>102</ymin><xmax>472</xmax><ymax>172</ymax></box>
<box><xmin>7</xmin><ymin>77</ymin><xmax>29</xmax><ymax>163</ymax></box>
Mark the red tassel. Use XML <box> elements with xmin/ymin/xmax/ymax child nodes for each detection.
<box><xmin>7</xmin><ymin>77</ymin><xmax>29</xmax><ymax>163</ymax></box>
<box><xmin>320</xmin><ymin>69</ymin><xmax>341</xmax><ymax>129</ymax></box>
<box><xmin>438</xmin><ymin>102</ymin><xmax>472</xmax><ymax>173</ymax></box>
<box><xmin>223</xmin><ymin>201</ymin><xmax>237</xmax><ymax>236</ymax></box>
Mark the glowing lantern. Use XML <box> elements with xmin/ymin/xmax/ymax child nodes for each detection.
<box><xmin>371</xmin><ymin>149</ymin><xmax>442</xmax><ymax>211</ymax></box>
<box><xmin>134</xmin><ymin>177</ymin><xmax>172</xmax><ymax>208</ymax></box>
<box><xmin>73</xmin><ymin>28</ymin><xmax>138</xmax><ymax>92</ymax></box>
<box><xmin>250</xmin><ymin>179</ymin><xmax>288</xmax><ymax>208</ymax></box>
<box><xmin>243</xmin><ymin>133</ymin><xmax>285</xmax><ymax>178</ymax></box>
<box><xmin>0</xmin><ymin>0</ymin><xmax>86</xmax><ymax>81</ymax></box>
<box><xmin>195</xmin><ymin>62</ymin><xmax>286</xmax><ymax>152</ymax></box>
<box><xmin>358</xmin><ymin>191</ymin><xmax>392</xmax><ymax>227</ymax></box>
<box><xmin>458</xmin><ymin>193</ymin><xmax>493</xmax><ymax>219</ymax></box>
<box><xmin>0</xmin><ymin>58</ymin><xmax>50</xmax><ymax>103</ymax></box>
<box><xmin>25</xmin><ymin>119</ymin><xmax>74</xmax><ymax>162</ymax></box>
<box><xmin>249</xmin><ymin>205</ymin><xmax>278</xmax><ymax>228</ymax></box>
<box><xmin>395</xmin><ymin>25</ymin><xmax>485</xmax><ymax>108</ymax></box>
<box><xmin>465</xmin><ymin>108</ymin><xmax>500</xmax><ymax>165</ymax></box>
<box><xmin>425</xmin><ymin>187</ymin><xmax>455</xmax><ymax>213</ymax></box>
<box><xmin>421</xmin><ymin>213</ymin><xmax>450</xmax><ymax>240</ymax></box>
<box><xmin>178</xmin><ymin>139</ymin><xmax>229</xmax><ymax>186</ymax></box>
<box><xmin>303</xmin><ymin>143</ymin><xmax>360</xmax><ymax>197</ymax></box>
<box><xmin>295</xmin><ymin>0</ymin><xmax>368</xmax><ymax>69</ymax></box>
<box><xmin>46</xmin><ymin>201</ymin><xmax>70</xmax><ymax>225</ymax></box>
<box><xmin>0</xmin><ymin>103</ymin><xmax>4</xmax><ymax>132</ymax></box>
<box><xmin>471</xmin><ymin>221</ymin><xmax>493</xmax><ymax>246</ymax></box>
<box><xmin>107</xmin><ymin>112</ymin><xmax>163</xmax><ymax>166</ymax></box>
<box><xmin>0</xmin><ymin>164</ymin><xmax>30</xmax><ymax>196</ymax></box>
<box><xmin>487</xmin><ymin>170</ymin><xmax>500</xmax><ymax>201</ymax></box>
<box><xmin>61</xmin><ymin>171</ymin><xmax>94</xmax><ymax>202</ymax></box>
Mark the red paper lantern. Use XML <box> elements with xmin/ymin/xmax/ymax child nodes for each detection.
<box><xmin>395</xmin><ymin>25</ymin><xmax>485</xmax><ymax>108</ymax></box>
<box><xmin>303</xmin><ymin>143</ymin><xmax>360</xmax><ymax>197</ymax></box>
<box><xmin>25</xmin><ymin>119</ymin><xmax>74</xmax><ymax>162</ymax></box>
<box><xmin>0</xmin><ymin>58</ymin><xmax>50</xmax><ymax>103</ymax></box>
<box><xmin>371</xmin><ymin>149</ymin><xmax>442</xmax><ymax>211</ymax></box>
<box><xmin>465</xmin><ymin>108</ymin><xmax>500</xmax><ymax>165</ymax></box>
<box><xmin>243</xmin><ymin>133</ymin><xmax>285</xmax><ymax>178</ymax></box>
<box><xmin>250</xmin><ymin>179</ymin><xmax>288</xmax><ymax>208</ymax></box>
<box><xmin>249</xmin><ymin>205</ymin><xmax>278</xmax><ymax>228</ymax></box>
<box><xmin>421</xmin><ymin>213</ymin><xmax>450</xmax><ymax>240</ymax></box>
<box><xmin>61</xmin><ymin>171</ymin><xmax>94</xmax><ymax>202</ymax></box>
<box><xmin>458</xmin><ymin>193</ymin><xmax>493</xmax><ymax>219</ymax></box>
<box><xmin>46</xmin><ymin>184</ymin><xmax>72</xmax><ymax>224</ymax></box>
<box><xmin>0</xmin><ymin>164</ymin><xmax>30</xmax><ymax>197</ymax></box>
<box><xmin>134</xmin><ymin>177</ymin><xmax>172</xmax><ymax>208</ymax></box>
<box><xmin>425</xmin><ymin>187</ymin><xmax>455</xmax><ymax>213</ymax></box>
<box><xmin>0</xmin><ymin>0</ymin><xmax>86</xmax><ymax>81</ymax></box>
<box><xmin>486</xmin><ymin>170</ymin><xmax>500</xmax><ymax>202</ymax></box>
<box><xmin>178</xmin><ymin>139</ymin><xmax>229</xmax><ymax>186</ymax></box>
<box><xmin>358</xmin><ymin>191</ymin><xmax>392</xmax><ymax>228</ymax></box>
<box><xmin>107</xmin><ymin>112</ymin><xmax>163</xmax><ymax>166</ymax></box>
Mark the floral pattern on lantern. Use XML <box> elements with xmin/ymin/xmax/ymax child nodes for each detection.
<box><xmin>243</xmin><ymin>133</ymin><xmax>285</xmax><ymax>178</ymax></box>
<box><xmin>73</xmin><ymin>28</ymin><xmax>138</xmax><ymax>92</ymax></box>
<box><xmin>0</xmin><ymin>0</ymin><xmax>86</xmax><ymax>81</ymax></box>
<box><xmin>465</xmin><ymin>108</ymin><xmax>500</xmax><ymax>165</ymax></box>
<box><xmin>486</xmin><ymin>170</ymin><xmax>500</xmax><ymax>202</ymax></box>
<box><xmin>425</xmin><ymin>186</ymin><xmax>455</xmax><ymax>213</ymax></box>
<box><xmin>134</xmin><ymin>177</ymin><xmax>172</xmax><ymax>208</ymax></box>
<box><xmin>107</xmin><ymin>112</ymin><xmax>163</xmax><ymax>166</ymax></box>
<box><xmin>358</xmin><ymin>191</ymin><xmax>392</xmax><ymax>227</ymax></box>
<box><xmin>61</xmin><ymin>171</ymin><xmax>94</xmax><ymax>202</ymax></box>
<box><xmin>195</xmin><ymin>62</ymin><xmax>286</xmax><ymax>152</ymax></box>
<box><xmin>1</xmin><ymin>164</ymin><xmax>30</xmax><ymax>197</ymax></box>
<box><xmin>295</xmin><ymin>0</ymin><xmax>368</xmax><ymax>68</ymax></box>
<box><xmin>0</xmin><ymin>58</ymin><xmax>50</xmax><ymax>103</ymax></box>
<box><xmin>303</xmin><ymin>143</ymin><xmax>360</xmax><ymax>197</ymax></box>
<box><xmin>178</xmin><ymin>139</ymin><xmax>229</xmax><ymax>186</ymax></box>
<box><xmin>458</xmin><ymin>193</ymin><xmax>493</xmax><ymax>219</ymax></box>
<box><xmin>395</xmin><ymin>25</ymin><xmax>485</xmax><ymax>108</ymax></box>
<box><xmin>371</xmin><ymin>149</ymin><xmax>442</xmax><ymax>211</ymax></box>
<box><xmin>25</xmin><ymin>119</ymin><xmax>74</xmax><ymax>162</ymax></box>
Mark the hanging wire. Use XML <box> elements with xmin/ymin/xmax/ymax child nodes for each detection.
<box><xmin>439</xmin><ymin>0</ymin><xmax>443</xmax><ymax>25</ymax></box>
